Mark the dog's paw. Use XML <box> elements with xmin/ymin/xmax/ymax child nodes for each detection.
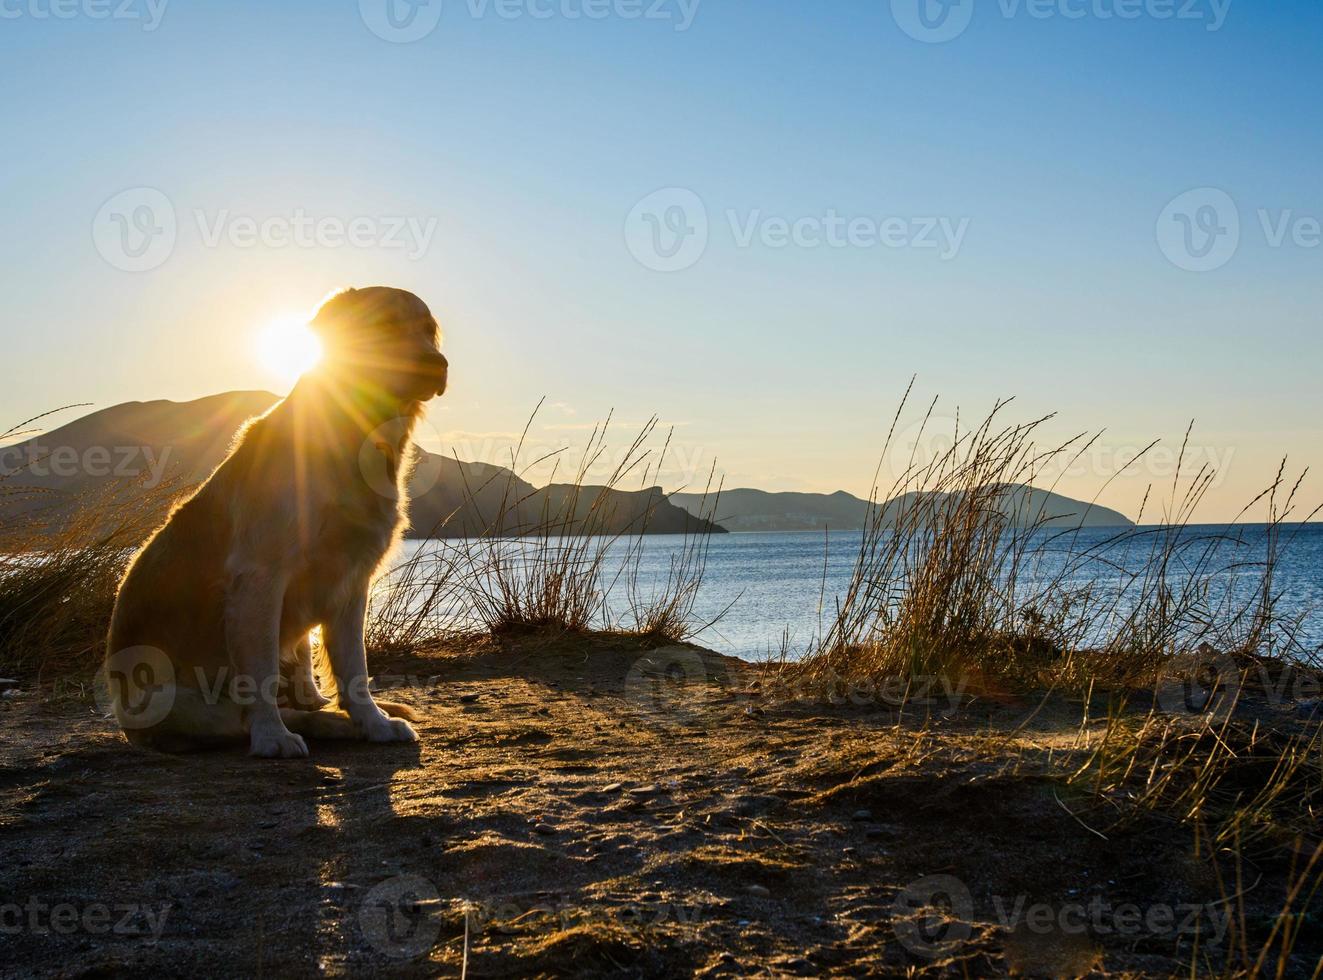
<box><xmin>362</xmin><ymin>714</ymin><xmax>419</xmax><ymax>744</ymax></box>
<box><xmin>249</xmin><ymin>727</ymin><xmax>309</xmax><ymax>759</ymax></box>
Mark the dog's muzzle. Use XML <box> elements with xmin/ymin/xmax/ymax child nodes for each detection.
<box><xmin>421</xmin><ymin>352</ymin><xmax>448</xmax><ymax>397</ymax></box>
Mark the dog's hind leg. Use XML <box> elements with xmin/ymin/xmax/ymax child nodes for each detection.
<box><xmin>282</xmin><ymin>632</ymin><xmax>330</xmax><ymax>710</ymax></box>
<box><xmin>121</xmin><ymin>689</ymin><xmax>247</xmax><ymax>753</ymax></box>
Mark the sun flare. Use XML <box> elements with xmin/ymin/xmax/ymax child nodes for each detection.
<box><xmin>256</xmin><ymin>315</ymin><xmax>322</xmax><ymax>386</ymax></box>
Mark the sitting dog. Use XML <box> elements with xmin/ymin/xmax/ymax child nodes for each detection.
<box><xmin>105</xmin><ymin>286</ymin><xmax>448</xmax><ymax>757</ymax></box>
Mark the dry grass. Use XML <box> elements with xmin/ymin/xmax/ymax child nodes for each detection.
<box><xmin>791</xmin><ymin>384</ymin><xmax>1322</xmax><ymax>700</ymax></box>
<box><xmin>407</xmin><ymin>408</ymin><xmax>722</xmax><ymax>645</ymax></box>
<box><xmin>0</xmin><ymin>411</ymin><xmax>183</xmax><ymax>679</ymax></box>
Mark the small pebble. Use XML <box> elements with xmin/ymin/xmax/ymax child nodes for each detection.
<box><xmin>851</xmin><ymin>809</ymin><xmax>873</xmax><ymax>822</ymax></box>
<box><xmin>629</xmin><ymin>784</ymin><xmax>660</xmax><ymax>796</ymax></box>
<box><xmin>602</xmin><ymin>782</ymin><xmax>624</xmax><ymax>793</ymax></box>
<box><xmin>459</xmin><ymin>692</ymin><xmax>481</xmax><ymax>704</ymax></box>
<box><xmin>746</xmin><ymin>884</ymin><xmax>771</xmax><ymax>898</ymax></box>
<box><xmin>534</xmin><ymin>823</ymin><xmax>557</xmax><ymax>836</ymax></box>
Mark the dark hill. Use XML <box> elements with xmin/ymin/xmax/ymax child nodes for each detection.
<box><xmin>0</xmin><ymin>393</ymin><xmax>722</xmax><ymax>539</ymax></box>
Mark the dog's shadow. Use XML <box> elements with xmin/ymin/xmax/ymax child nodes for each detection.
<box><xmin>3</xmin><ymin>730</ymin><xmax>456</xmax><ymax>975</ymax></box>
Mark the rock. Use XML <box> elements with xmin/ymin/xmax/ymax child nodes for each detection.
<box><xmin>602</xmin><ymin>782</ymin><xmax>624</xmax><ymax>794</ymax></box>
<box><xmin>0</xmin><ymin>678</ymin><xmax>18</xmax><ymax>692</ymax></box>
<box><xmin>851</xmin><ymin>809</ymin><xmax>873</xmax><ymax>822</ymax></box>
<box><xmin>459</xmin><ymin>692</ymin><xmax>481</xmax><ymax>704</ymax></box>
<box><xmin>629</xmin><ymin>784</ymin><xmax>660</xmax><ymax>796</ymax></box>
<box><xmin>746</xmin><ymin>884</ymin><xmax>771</xmax><ymax>898</ymax></box>
<box><xmin>533</xmin><ymin>823</ymin><xmax>557</xmax><ymax>836</ymax></box>
<box><xmin>842</xmin><ymin>847</ymin><xmax>856</xmax><ymax>856</ymax></box>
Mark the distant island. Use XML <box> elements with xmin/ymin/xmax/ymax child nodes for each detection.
<box><xmin>0</xmin><ymin>392</ymin><xmax>1131</xmax><ymax>538</ymax></box>
<box><xmin>674</xmin><ymin>485</ymin><xmax>1134</xmax><ymax>531</ymax></box>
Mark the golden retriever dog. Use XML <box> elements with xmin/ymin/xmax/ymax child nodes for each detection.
<box><xmin>104</xmin><ymin>286</ymin><xmax>448</xmax><ymax>757</ymax></box>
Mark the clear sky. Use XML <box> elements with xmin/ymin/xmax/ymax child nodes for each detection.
<box><xmin>2</xmin><ymin>0</ymin><xmax>1320</xmax><ymax>522</ymax></box>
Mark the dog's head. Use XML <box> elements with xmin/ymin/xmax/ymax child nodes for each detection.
<box><xmin>310</xmin><ymin>287</ymin><xmax>448</xmax><ymax>406</ymax></box>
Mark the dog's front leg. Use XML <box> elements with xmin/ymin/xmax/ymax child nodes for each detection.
<box><xmin>324</xmin><ymin>588</ymin><xmax>417</xmax><ymax>743</ymax></box>
<box><xmin>227</xmin><ymin>566</ymin><xmax>308</xmax><ymax>758</ymax></box>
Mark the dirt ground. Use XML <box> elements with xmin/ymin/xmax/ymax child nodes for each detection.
<box><xmin>1</xmin><ymin>636</ymin><xmax>1319</xmax><ymax>978</ymax></box>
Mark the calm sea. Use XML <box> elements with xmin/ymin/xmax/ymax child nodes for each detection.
<box><xmin>399</xmin><ymin>525</ymin><xmax>1323</xmax><ymax>661</ymax></box>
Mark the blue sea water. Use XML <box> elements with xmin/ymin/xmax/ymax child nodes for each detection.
<box><xmin>399</xmin><ymin>525</ymin><xmax>1323</xmax><ymax>662</ymax></box>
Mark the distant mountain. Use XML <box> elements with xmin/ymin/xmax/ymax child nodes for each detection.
<box><xmin>671</xmin><ymin>488</ymin><xmax>873</xmax><ymax>533</ymax></box>
<box><xmin>0</xmin><ymin>392</ymin><xmax>722</xmax><ymax>539</ymax></box>
<box><xmin>674</xmin><ymin>484</ymin><xmax>1133</xmax><ymax>532</ymax></box>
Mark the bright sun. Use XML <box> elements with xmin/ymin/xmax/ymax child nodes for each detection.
<box><xmin>256</xmin><ymin>315</ymin><xmax>322</xmax><ymax>386</ymax></box>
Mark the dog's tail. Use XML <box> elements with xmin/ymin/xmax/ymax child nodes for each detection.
<box><xmin>281</xmin><ymin>700</ymin><xmax>419</xmax><ymax>739</ymax></box>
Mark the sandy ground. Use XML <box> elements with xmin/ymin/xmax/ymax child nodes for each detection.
<box><xmin>1</xmin><ymin>636</ymin><xmax>1319</xmax><ymax>978</ymax></box>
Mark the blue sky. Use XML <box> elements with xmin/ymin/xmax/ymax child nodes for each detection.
<box><xmin>2</xmin><ymin>0</ymin><xmax>1320</xmax><ymax>521</ymax></box>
